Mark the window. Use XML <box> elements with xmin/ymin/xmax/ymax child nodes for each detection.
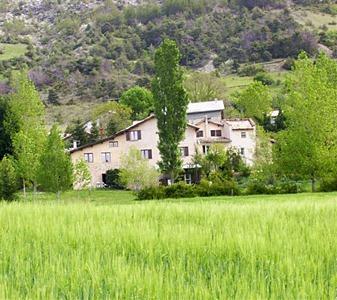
<box><xmin>210</xmin><ymin>130</ymin><xmax>222</xmax><ymax>137</ymax></box>
<box><xmin>241</xmin><ymin>131</ymin><xmax>247</xmax><ymax>138</ymax></box>
<box><xmin>202</xmin><ymin>145</ymin><xmax>210</xmax><ymax>154</ymax></box>
<box><xmin>196</xmin><ymin>130</ymin><xmax>204</xmax><ymax>138</ymax></box>
<box><xmin>101</xmin><ymin>152</ymin><xmax>111</xmax><ymax>163</ymax></box>
<box><xmin>84</xmin><ymin>153</ymin><xmax>94</xmax><ymax>163</ymax></box>
<box><xmin>180</xmin><ymin>147</ymin><xmax>189</xmax><ymax>157</ymax></box>
<box><xmin>184</xmin><ymin>173</ymin><xmax>192</xmax><ymax>185</ymax></box>
<box><xmin>240</xmin><ymin>148</ymin><xmax>245</xmax><ymax>155</ymax></box>
<box><xmin>126</xmin><ymin>130</ymin><xmax>141</xmax><ymax>141</ymax></box>
<box><xmin>109</xmin><ymin>141</ymin><xmax>118</xmax><ymax>148</ymax></box>
<box><xmin>141</xmin><ymin>149</ymin><xmax>152</xmax><ymax>159</ymax></box>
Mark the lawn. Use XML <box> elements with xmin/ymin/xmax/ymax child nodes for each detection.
<box><xmin>0</xmin><ymin>190</ymin><xmax>336</xmax><ymax>299</ymax></box>
<box><xmin>292</xmin><ymin>8</ymin><xmax>337</xmax><ymax>30</ymax></box>
<box><xmin>0</xmin><ymin>43</ymin><xmax>27</xmax><ymax>61</ymax></box>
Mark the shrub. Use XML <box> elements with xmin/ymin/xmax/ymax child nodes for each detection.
<box><xmin>106</xmin><ymin>169</ymin><xmax>124</xmax><ymax>189</ymax></box>
<box><xmin>196</xmin><ymin>179</ymin><xmax>239</xmax><ymax>196</ymax></box>
<box><xmin>246</xmin><ymin>179</ymin><xmax>301</xmax><ymax>195</ymax></box>
<box><xmin>238</xmin><ymin>64</ymin><xmax>264</xmax><ymax>77</ymax></box>
<box><xmin>165</xmin><ymin>182</ymin><xmax>196</xmax><ymax>199</ymax></box>
<box><xmin>319</xmin><ymin>177</ymin><xmax>337</xmax><ymax>192</ymax></box>
<box><xmin>254</xmin><ymin>72</ymin><xmax>274</xmax><ymax>86</ymax></box>
<box><xmin>0</xmin><ymin>156</ymin><xmax>18</xmax><ymax>201</ymax></box>
<box><xmin>137</xmin><ymin>186</ymin><xmax>165</xmax><ymax>200</ymax></box>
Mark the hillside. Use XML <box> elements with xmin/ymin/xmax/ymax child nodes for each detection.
<box><xmin>0</xmin><ymin>0</ymin><xmax>336</xmax><ymax>125</ymax></box>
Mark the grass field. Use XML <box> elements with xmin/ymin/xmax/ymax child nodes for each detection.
<box><xmin>0</xmin><ymin>191</ymin><xmax>336</xmax><ymax>299</ymax></box>
<box><xmin>0</xmin><ymin>43</ymin><xmax>27</xmax><ymax>61</ymax></box>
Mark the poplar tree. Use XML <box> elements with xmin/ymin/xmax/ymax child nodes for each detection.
<box><xmin>152</xmin><ymin>39</ymin><xmax>189</xmax><ymax>182</ymax></box>
<box><xmin>6</xmin><ymin>72</ymin><xmax>46</xmax><ymax>195</ymax></box>
<box><xmin>37</xmin><ymin>125</ymin><xmax>73</xmax><ymax>199</ymax></box>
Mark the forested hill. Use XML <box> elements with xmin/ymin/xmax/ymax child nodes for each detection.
<box><xmin>0</xmin><ymin>0</ymin><xmax>336</xmax><ymax>124</ymax></box>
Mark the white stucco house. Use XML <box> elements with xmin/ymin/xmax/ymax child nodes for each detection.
<box><xmin>70</xmin><ymin>100</ymin><xmax>256</xmax><ymax>187</ymax></box>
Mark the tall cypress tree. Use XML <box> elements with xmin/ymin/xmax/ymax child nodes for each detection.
<box><xmin>152</xmin><ymin>39</ymin><xmax>189</xmax><ymax>182</ymax></box>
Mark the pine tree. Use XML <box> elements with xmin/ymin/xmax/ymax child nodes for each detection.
<box><xmin>37</xmin><ymin>125</ymin><xmax>73</xmax><ymax>198</ymax></box>
<box><xmin>47</xmin><ymin>89</ymin><xmax>60</xmax><ymax>105</ymax></box>
<box><xmin>152</xmin><ymin>39</ymin><xmax>189</xmax><ymax>182</ymax></box>
<box><xmin>89</xmin><ymin>122</ymin><xmax>99</xmax><ymax>142</ymax></box>
<box><xmin>71</xmin><ymin>119</ymin><xmax>88</xmax><ymax>146</ymax></box>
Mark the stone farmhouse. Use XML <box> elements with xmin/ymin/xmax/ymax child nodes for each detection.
<box><xmin>70</xmin><ymin>100</ymin><xmax>256</xmax><ymax>187</ymax></box>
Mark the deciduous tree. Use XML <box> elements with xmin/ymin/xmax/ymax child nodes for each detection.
<box><xmin>0</xmin><ymin>156</ymin><xmax>18</xmax><ymax>201</ymax></box>
<box><xmin>37</xmin><ymin>125</ymin><xmax>73</xmax><ymax>198</ymax></box>
<box><xmin>120</xmin><ymin>86</ymin><xmax>154</xmax><ymax>120</ymax></box>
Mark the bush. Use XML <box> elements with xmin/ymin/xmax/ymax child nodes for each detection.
<box><xmin>0</xmin><ymin>156</ymin><xmax>18</xmax><ymax>201</ymax></box>
<box><xmin>254</xmin><ymin>72</ymin><xmax>274</xmax><ymax>86</ymax></box>
<box><xmin>196</xmin><ymin>179</ymin><xmax>239</xmax><ymax>196</ymax></box>
<box><xmin>238</xmin><ymin>64</ymin><xmax>265</xmax><ymax>77</ymax></box>
<box><xmin>246</xmin><ymin>179</ymin><xmax>301</xmax><ymax>195</ymax></box>
<box><xmin>137</xmin><ymin>186</ymin><xmax>165</xmax><ymax>200</ymax></box>
<box><xmin>106</xmin><ymin>169</ymin><xmax>124</xmax><ymax>189</ymax></box>
<box><xmin>165</xmin><ymin>182</ymin><xmax>196</xmax><ymax>199</ymax></box>
<box><xmin>319</xmin><ymin>177</ymin><xmax>337</xmax><ymax>192</ymax></box>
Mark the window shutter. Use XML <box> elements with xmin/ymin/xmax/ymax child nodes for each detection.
<box><xmin>149</xmin><ymin>150</ymin><xmax>152</xmax><ymax>159</ymax></box>
<box><xmin>138</xmin><ymin>130</ymin><xmax>142</xmax><ymax>140</ymax></box>
<box><xmin>126</xmin><ymin>132</ymin><xmax>130</xmax><ymax>141</ymax></box>
<box><xmin>185</xmin><ymin>147</ymin><xmax>189</xmax><ymax>157</ymax></box>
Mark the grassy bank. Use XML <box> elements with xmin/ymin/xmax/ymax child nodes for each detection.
<box><xmin>0</xmin><ymin>191</ymin><xmax>336</xmax><ymax>298</ymax></box>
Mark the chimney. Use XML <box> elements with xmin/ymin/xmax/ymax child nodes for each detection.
<box><xmin>73</xmin><ymin>140</ymin><xmax>78</xmax><ymax>149</ymax></box>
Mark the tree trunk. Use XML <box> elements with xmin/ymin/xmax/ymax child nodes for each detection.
<box><xmin>23</xmin><ymin>179</ymin><xmax>26</xmax><ymax>198</ymax></box>
<box><xmin>33</xmin><ymin>181</ymin><xmax>37</xmax><ymax>199</ymax></box>
<box><xmin>311</xmin><ymin>178</ymin><xmax>316</xmax><ymax>192</ymax></box>
<box><xmin>56</xmin><ymin>191</ymin><xmax>61</xmax><ymax>200</ymax></box>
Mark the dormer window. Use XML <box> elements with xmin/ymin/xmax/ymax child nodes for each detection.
<box><xmin>126</xmin><ymin>130</ymin><xmax>141</xmax><ymax>141</ymax></box>
<box><xmin>210</xmin><ymin>130</ymin><xmax>222</xmax><ymax>137</ymax></box>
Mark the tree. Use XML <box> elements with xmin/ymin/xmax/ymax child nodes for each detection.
<box><xmin>37</xmin><ymin>125</ymin><xmax>73</xmax><ymax>198</ymax></box>
<box><xmin>91</xmin><ymin>101</ymin><xmax>132</xmax><ymax>136</ymax></box>
<box><xmin>120</xmin><ymin>147</ymin><xmax>159</xmax><ymax>191</ymax></box>
<box><xmin>274</xmin><ymin>53</ymin><xmax>337</xmax><ymax>191</ymax></box>
<box><xmin>6</xmin><ymin>72</ymin><xmax>46</xmax><ymax>195</ymax></box>
<box><xmin>47</xmin><ymin>89</ymin><xmax>60</xmax><ymax>105</ymax></box>
<box><xmin>0</xmin><ymin>156</ymin><xmax>18</xmax><ymax>201</ymax></box>
<box><xmin>89</xmin><ymin>121</ymin><xmax>100</xmax><ymax>142</ymax></box>
<box><xmin>69</xmin><ymin>119</ymin><xmax>89</xmax><ymax>146</ymax></box>
<box><xmin>234</xmin><ymin>81</ymin><xmax>272</xmax><ymax>122</ymax></box>
<box><xmin>73</xmin><ymin>159</ymin><xmax>91</xmax><ymax>190</ymax></box>
<box><xmin>184</xmin><ymin>72</ymin><xmax>225</xmax><ymax>102</ymax></box>
<box><xmin>120</xmin><ymin>86</ymin><xmax>154</xmax><ymax>120</ymax></box>
<box><xmin>152</xmin><ymin>39</ymin><xmax>189</xmax><ymax>182</ymax></box>
<box><xmin>0</xmin><ymin>96</ymin><xmax>17</xmax><ymax>160</ymax></box>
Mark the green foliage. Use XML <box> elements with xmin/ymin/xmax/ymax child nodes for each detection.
<box><xmin>67</xmin><ymin>119</ymin><xmax>89</xmax><ymax>147</ymax></box>
<box><xmin>120</xmin><ymin>86</ymin><xmax>154</xmax><ymax>120</ymax></box>
<box><xmin>238</xmin><ymin>64</ymin><xmax>265</xmax><ymax>76</ymax></box>
<box><xmin>120</xmin><ymin>147</ymin><xmax>160</xmax><ymax>191</ymax></box>
<box><xmin>47</xmin><ymin>89</ymin><xmax>60</xmax><ymax>105</ymax></box>
<box><xmin>0</xmin><ymin>156</ymin><xmax>18</xmax><ymax>201</ymax></box>
<box><xmin>274</xmin><ymin>53</ymin><xmax>337</xmax><ymax>191</ymax></box>
<box><xmin>89</xmin><ymin>122</ymin><xmax>100</xmax><ymax>143</ymax></box>
<box><xmin>234</xmin><ymin>81</ymin><xmax>272</xmax><ymax>121</ymax></box>
<box><xmin>105</xmin><ymin>169</ymin><xmax>124</xmax><ymax>189</ymax></box>
<box><xmin>73</xmin><ymin>159</ymin><xmax>91</xmax><ymax>190</ymax></box>
<box><xmin>319</xmin><ymin>176</ymin><xmax>337</xmax><ymax>192</ymax></box>
<box><xmin>92</xmin><ymin>101</ymin><xmax>132</xmax><ymax>136</ymax></box>
<box><xmin>152</xmin><ymin>39</ymin><xmax>189</xmax><ymax>180</ymax></box>
<box><xmin>254</xmin><ymin>72</ymin><xmax>274</xmax><ymax>85</ymax></box>
<box><xmin>7</xmin><ymin>72</ymin><xmax>46</xmax><ymax>188</ymax></box>
<box><xmin>0</xmin><ymin>96</ymin><xmax>17</xmax><ymax>160</ymax></box>
<box><xmin>165</xmin><ymin>182</ymin><xmax>196</xmax><ymax>198</ymax></box>
<box><xmin>37</xmin><ymin>125</ymin><xmax>73</xmax><ymax>196</ymax></box>
<box><xmin>184</xmin><ymin>72</ymin><xmax>226</xmax><ymax>102</ymax></box>
<box><xmin>246</xmin><ymin>178</ymin><xmax>301</xmax><ymax>194</ymax></box>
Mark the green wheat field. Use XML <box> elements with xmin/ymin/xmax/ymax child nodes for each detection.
<box><xmin>0</xmin><ymin>191</ymin><xmax>336</xmax><ymax>299</ymax></box>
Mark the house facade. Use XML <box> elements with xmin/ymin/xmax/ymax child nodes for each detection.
<box><xmin>70</xmin><ymin>101</ymin><xmax>256</xmax><ymax>187</ymax></box>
